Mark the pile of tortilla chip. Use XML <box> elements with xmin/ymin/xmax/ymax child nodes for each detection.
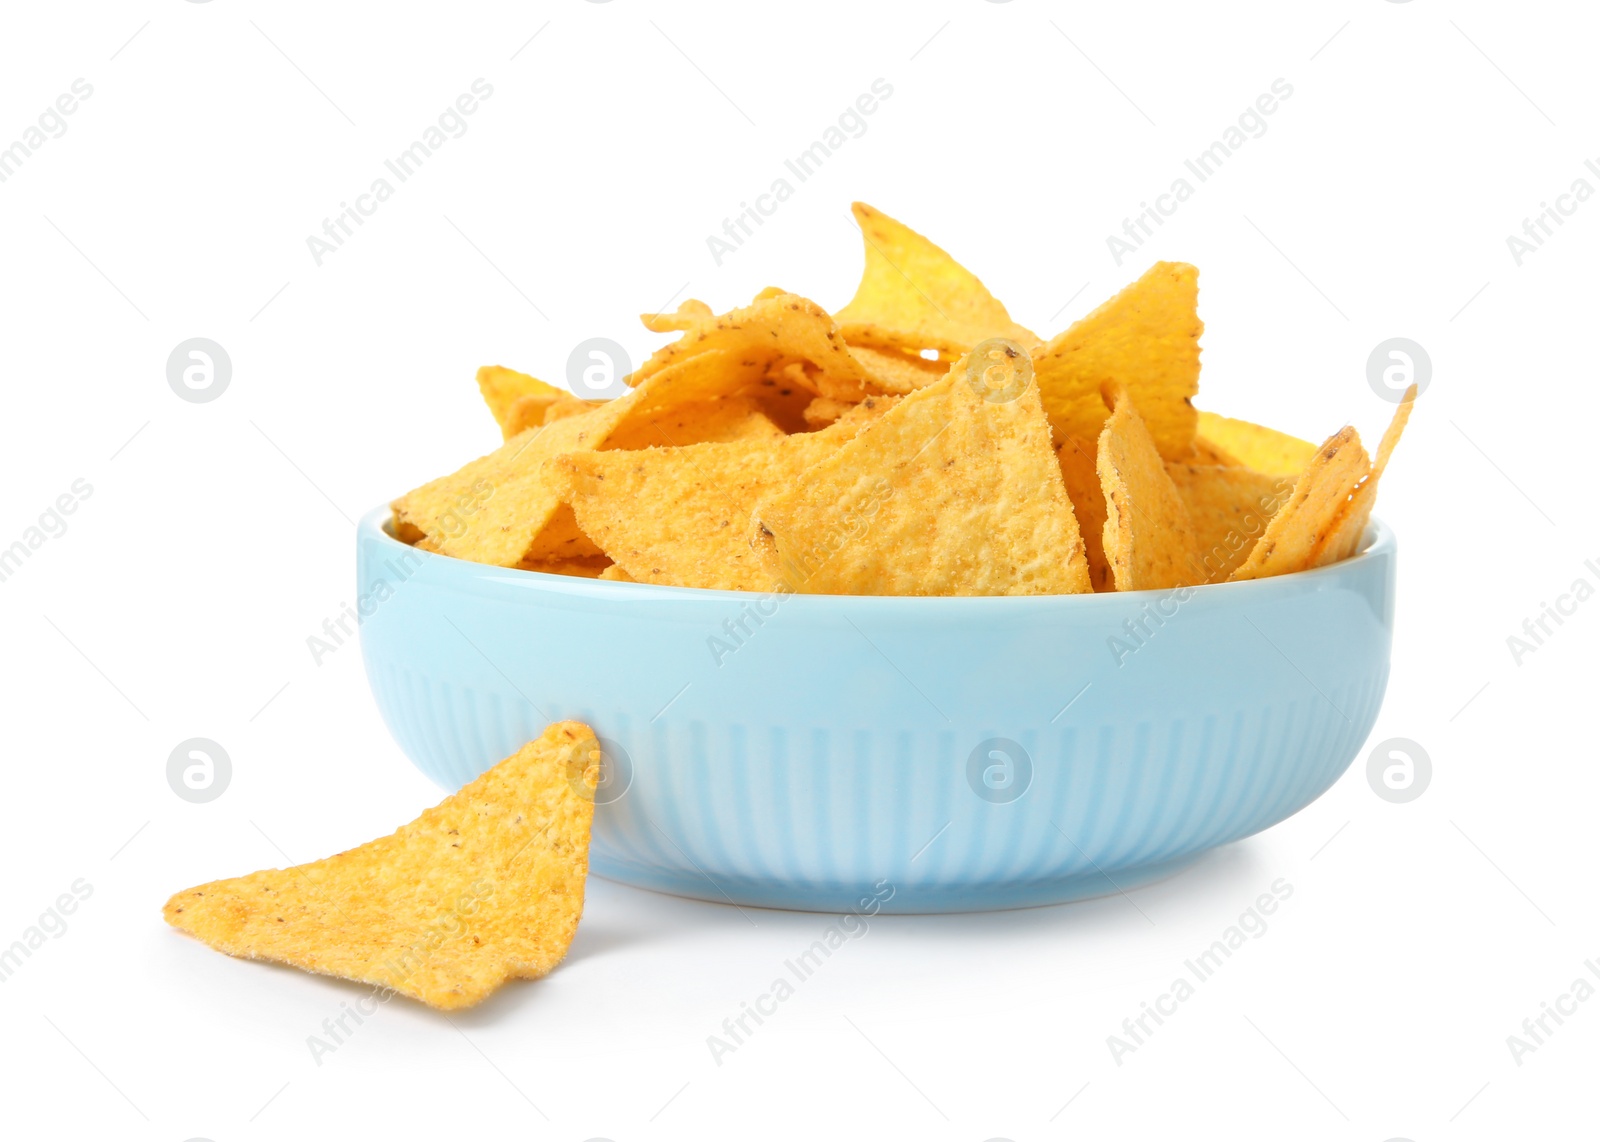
<box><xmin>393</xmin><ymin>203</ymin><xmax>1413</xmax><ymax>595</ymax></box>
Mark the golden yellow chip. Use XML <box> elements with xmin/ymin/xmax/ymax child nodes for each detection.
<box><xmin>477</xmin><ymin>365</ymin><xmax>563</xmax><ymax>432</ymax></box>
<box><xmin>1166</xmin><ymin>463</ymin><xmax>1294</xmax><ymax>583</ymax></box>
<box><xmin>737</xmin><ymin>365</ymin><xmax>818</xmax><ymax>434</ymax></box>
<box><xmin>1195</xmin><ymin>411</ymin><xmax>1317</xmax><ymax>477</ymax></box>
<box><xmin>597</xmin><ymin>563</ymin><xmax>636</xmax><ymax>582</ymax></box>
<box><xmin>514</xmin><ymin>555</ymin><xmax>613</xmax><ymax>578</ymax></box>
<box><xmin>802</xmin><ymin>396</ymin><xmax>854</xmax><ymax>429</ymax></box>
<box><xmin>503</xmin><ymin>391</ymin><xmax>602</xmax><ymax>438</ymax></box>
<box><xmin>847</xmin><ymin>343</ymin><xmax>949</xmax><ymax>395</ymax></box>
<box><xmin>559</xmin><ymin>420</ymin><xmax>864</xmax><ymax>591</ymax></box>
<box><xmin>755</xmin><ymin>354</ymin><xmax>1092</xmax><ymax>596</ymax></box>
<box><xmin>1312</xmin><ymin>387</ymin><xmax>1415</xmax><ymax>564</ymax></box>
<box><xmin>164</xmin><ymin>722</ymin><xmax>600</xmax><ymax>1011</ymax></box>
<box><xmin>1053</xmin><ymin>434</ymin><xmax>1112</xmax><ymax>592</ymax></box>
<box><xmin>1035</xmin><ymin>262</ymin><xmax>1202</xmax><ymax>461</ymax></box>
<box><xmin>834</xmin><ymin>203</ymin><xmax>1036</xmax><ymax>356</ymax></box>
<box><xmin>640</xmin><ymin>298</ymin><xmax>713</xmax><ymax>333</ymax></box>
<box><xmin>629</xmin><ymin>291</ymin><xmax>870</xmax><ymax>402</ymax></box>
<box><xmin>604</xmin><ymin>396</ymin><xmax>782</xmax><ymax>451</ymax></box>
<box><xmin>1229</xmin><ymin>426</ymin><xmax>1373</xmax><ymax>580</ymax></box>
<box><xmin>1097</xmin><ymin>390</ymin><xmax>1202</xmax><ymax>590</ymax></box>
<box><xmin>393</xmin><ymin>400</ymin><xmax>629</xmax><ymax>567</ymax></box>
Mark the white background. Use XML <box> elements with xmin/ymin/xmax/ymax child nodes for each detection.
<box><xmin>1</xmin><ymin>1</ymin><xmax>1595</xmax><ymax>1138</ymax></box>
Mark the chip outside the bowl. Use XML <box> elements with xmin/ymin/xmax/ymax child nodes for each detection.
<box><xmin>163</xmin><ymin>721</ymin><xmax>601</xmax><ymax>1011</ymax></box>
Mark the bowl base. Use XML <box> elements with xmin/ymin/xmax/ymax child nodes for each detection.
<box><xmin>590</xmin><ymin>851</ymin><xmax>1206</xmax><ymax>915</ymax></box>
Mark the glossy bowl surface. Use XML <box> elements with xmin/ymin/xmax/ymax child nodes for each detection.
<box><xmin>357</xmin><ymin>505</ymin><xmax>1395</xmax><ymax>912</ymax></box>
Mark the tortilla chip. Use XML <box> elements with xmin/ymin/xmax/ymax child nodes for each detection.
<box><xmin>801</xmin><ymin>393</ymin><xmax>899</xmax><ymax>430</ymax></box>
<box><xmin>738</xmin><ymin>366</ymin><xmax>816</xmax><ymax>433</ymax></box>
<box><xmin>1054</xmin><ymin>434</ymin><xmax>1112</xmax><ymax>592</ymax></box>
<box><xmin>559</xmin><ymin>420</ymin><xmax>864</xmax><ymax>591</ymax></box>
<box><xmin>1195</xmin><ymin>411</ymin><xmax>1317</xmax><ymax>477</ymax></box>
<box><xmin>629</xmin><ymin>291</ymin><xmax>870</xmax><ymax>402</ymax></box>
<box><xmin>802</xmin><ymin>396</ymin><xmax>854</xmax><ymax>429</ymax></box>
<box><xmin>164</xmin><ymin>722</ymin><xmax>600</xmax><ymax>1011</ymax></box>
<box><xmin>514</xmin><ymin>555</ymin><xmax>612</xmax><ymax>578</ymax></box>
<box><xmin>640</xmin><ymin>298</ymin><xmax>713</xmax><ymax>333</ymax></box>
<box><xmin>754</xmin><ymin>362</ymin><xmax>1092</xmax><ymax>596</ymax></box>
<box><xmin>834</xmin><ymin>203</ymin><xmax>1036</xmax><ymax>357</ymax></box>
<box><xmin>1166</xmin><ymin>463</ymin><xmax>1294</xmax><ymax>583</ymax></box>
<box><xmin>604</xmin><ymin>397</ymin><xmax>782</xmax><ymax>451</ymax></box>
<box><xmin>1229</xmin><ymin>426</ymin><xmax>1373</xmax><ymax>580</ymax></box>
<box><xmin>502</xmin><ymin>392</ymin><xmax>603</xmax><ymax>438</ymax></box>
<box><xmin>477</xmin><ymin>366</ymin><xmax>563</xmax><ymax>432</ymax></box>
<box><xmin>845</xmin><ymin>342</ymin><xmax>949</xmax><ymax>395</ymax></box>
<box><xmin>1035</xmin><ymin>262</ymin><xmax>1202</xmax><ymax>461</ymax></box>
<box><xmin>597</xmin><ymin>564</ymin><xmax>636</xmax><ymax>582</ymax></box>
<box><xmin>526</xmin><ymin>502</ymin><xmax>602</xmax><ymax>561</ymax></box>
<box><xmin>393</xmin><ymin>399</ymin><xmax>630</xmax><ymax>567</ymax></box>
<box><xmin>1097</xmin><ymin>390</ymin><xmax>1202</xmax><ymax>590</ymax></box>
<box><xmin>1311</xmin><ymin>386</ymin><xmax>1415</xmax><ymax>564</ymax></box>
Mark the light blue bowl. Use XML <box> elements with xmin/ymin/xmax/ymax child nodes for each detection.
<box><xmin>356</xmin><ymin>505</ymin><xmax>1394</xmax><ymax>913</ymax></box>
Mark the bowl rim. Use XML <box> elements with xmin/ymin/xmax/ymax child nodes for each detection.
<box><xmin>358</xmin><ymin>502</ymin><xmax>1394</xmax><ymax>607</ymax></box>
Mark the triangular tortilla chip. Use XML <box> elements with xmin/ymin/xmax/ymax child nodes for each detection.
<box><xmin>1054</xmin><ymin>433</ymin><xmax>1112</xmax><ymax>592</ymax></box>
<box><xmin>1311</xmin><ymin>387</ymin><xmax>1415</xmax><ymax>564</ymax></box>
<box><xmin>640</xmin><ymin>298</ymin><xmax>713</xmax><ymax>333</ymax></box>
<box><xmin>164</xmin><ymin>722</ymin><xmax>600</xmax><ymax>1011</ymax></box>
<box><xmin>1097</xmin><ymin>390</ymin><xmax>1202</xmax><ymax>590</ymax></box>
<box><xmin>1229</xmin><ymin>426</ymin><xmax>1372</xmax><ymax>580</ymax></box>
<box><xmin>754</xmin><ymin>362</ymin><xmax>1092</xmax><ymax>596</ymax></box>
<box><xmin>393</xmin><ymin>401</ymin><xmax>629</xmax><ymax>566</ymax></box>
<box><xmin>477</xmin><ymin>365</ymin><xmax>563</xmax><ymax>433</ymax></box>
<box><xmin>847</xmin><ymin>342</ymin><xmax>949</xmax><ymax>395</ymax></box>
<box><xmin>802</xmin><ymin>393</ymin><xmax>898</xmax><ymax>430</ymax></box>
<box><xmin>504</xmin><ymin>392</ymin><xmax>603</xmax><ymax>438</ymax></box>
<box><xmin>629</xmin><ymin>291</ymin><xmax>871</xmax><ymax>402</ymax></box>
<box><xmin>835</xmin><ymin>203</ymin><xmax>1036</xmax><ymax>356</ymax></box>
<box><xmin>1194</xmin><ymin>411</ymin><xmax>1317</xmax><ymax>476</ymax></box>
<box><xmin>398</xmin><ymin>350</ymin><xmax>780</xmax><ymax>565</ymax></box>
<box><xmin>1166</xmin><ymin>463</ymin><xmax>1294</xmax><ymax>583</ymax></box>
<box><xmin>604</xmin><ymin>397</ymin><xmax>782</xmax><ymax>451</ymax></box>
<box><xmin>1035</xmin><ymin>262</ymin><xmax>1202</xmax><ymax>461</ymax></box>
<box><xmin>558</xmin><ymin>420</ymin><xmax>864</xmax><ymax>591</ymax></box>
